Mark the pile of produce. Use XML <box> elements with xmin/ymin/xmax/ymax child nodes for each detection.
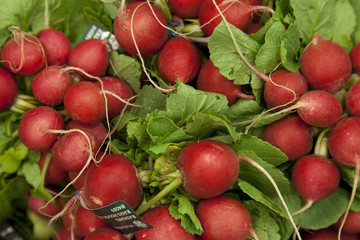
<box><xmin>0</xmin><ymin>0</ymin><xmax>360</xmax><ymax>239</ymax></box>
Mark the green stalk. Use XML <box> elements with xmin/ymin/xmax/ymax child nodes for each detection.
<box><xmin>135</xmin><ymin>172</ymin><xmax>183</xmax><ymax>216</ymax></box>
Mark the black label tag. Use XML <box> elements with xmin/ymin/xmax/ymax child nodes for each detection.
<box><xmin>78</xmin><ymin>22</ymin><xmax>120</xmax><ymax>51</ymax></box>
<box><xmin>78</xmin><ymin>194</ymin><xmax>153</xmax><ymax>234</ymax></box>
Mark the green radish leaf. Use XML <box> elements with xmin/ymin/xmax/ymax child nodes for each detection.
<box><xmin>169</xmin><ymin>194</ymin><xmax>203</xmax><ymax>235</ymax></box>
<box><xmin>164</xmin><ymin>82</ymin><xmax>229</xmax><ymax>126</ymax></box>
<box><xmin>280</xmin><ymin>24</ymin><xmax>302</xmax><ymax>72</ymax></box>
<box><xmin>209</xmin><ymin>21</ymin><xmax>261</xmax><ymax>85</ymax></box>
<box><xmin>224</xmin><ymin>99</ymin><xmax>293</xmax><ymax>129</ymax></box>
<box><xmin>185</xmin><ymin>111</ymin><xmax>239</xmax><ymax>141</ymax></box>
<box><xmin>244</xmin><ymin>200</ymin><xmax>282</xmax><ymax>240</ymax></box>
<box><xmin>297</xmin><ymin>187</ymin><xmax>349</xmax><ymax>229</ymax></box>
<box><xmin>332</xmin><ymin>0</ymin><xmax>357</xmax><ymax>51</ymax></box>
<box><xmin>132</xmin><ymin>85</ymin><xmax>167</xmax><ymax>116</ymax></box>
<box><xmin>255</xmin><ymin>22</ymin><xmax>286</xmax><ymax>73</ymax></box>
<box><xmin>349</xmin><ymin>0</ymin><xmax>360</xmax><ymax>43</ymax></box>
<box><xmin>18</xmin><ymin>162</ymin><xmax>42</xmax><ymax>189</ymax></box>
<box><xmin>236</xmin><ymin>150</ymin><xmax>301</xmax><ymax>218</ymax></box>
<box><xmin>108</xmin><ymin>51</ymin><xmax>142</xmax><ymax>94</ymax></box>
<box><xmin>233</xmin><ymin>134</ymin><xmax>288</xmax><ymax>166</ymax></box>
<box><xmin>291</xmin><ymin>0</ymin><xmax>336</xmax><ymax>43</ymax></box>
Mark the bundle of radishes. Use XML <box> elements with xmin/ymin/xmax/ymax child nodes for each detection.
<box><xmin>1</xmin><ymin>0</ymin><xmax>360</xmax><ymax>240</ymax></box>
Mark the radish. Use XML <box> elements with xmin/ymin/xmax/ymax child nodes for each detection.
<box><xmin>18</xmin><ymin>106</ymin><xmax>64</xmax><ymax>152</ymax></box>
<box><xmin>196</xmin><ymin>59</ymin><xmax>254</xmax><ymax>105</ymax></box>
<box><xmin>301</xmin><ymin>228</ymin><xmax>360</xmax><ymax>240</ymax></box>
<box><xmin>291</xmin><ymin>154</ymin><xmax>340</xmax><ymax>215</ymax></box>
<box><xmin>85</xmin><ymin>228</ymin><xmax>127</xmax><ymax>240</ymax></box>
<box><xmin>53</xmin><ymin>226</ymin><xmax>82</xmax><ymax>240</ymax></box>
<box><xmin>135</xmin><ymin>204</ymin><xmax>195</xmax><ymax>240</ymax></box>
<box><xmin>264</xmin><ymin>89</ymin><xmax>343</xmax><ymax>128</ymax></box>
<box><xmin>177</xmin><ymin>139</ymin><xmax>239</xmax><ymax>199</ymax></box>
<box><xmin>65</xmin><ymin>120</ymin><xmax>108</xmax><ymax>146</ymax></box>
<box><xmin>263</xmin><ymin>69</ymin><xmax>308</xmax><ymax>110</ymax></box>
<box><xmin>38</xmin><ymin>28</ymin><xmax>71</xmax><ymax>66</ymax></box>
<box><xmin>195</xmin><ymin>195</ymin><xmax>255</xmax><ymax>240</ymax></box>
<box><xmin>332</xmin><ymin>210</ymin><xmax>360</xmax><ymax>234</ymax></box>
<box><xmin>38</xmin><ymin>152</ymin><xmax>68</xmax><ymax>185</ymax></box>
<box><xmin>349</xmin><ymin>41</ymin><xmax>360</xmax><ymax>73</ymax></box>
<box><xmin>262</xmin><ymin>114</ymin><xmax>313</xmax><ymax>161</ymax></box>
<box><xmin>68</xmin><ymin>170</ymin><xmax>87</xmax><ymax>190</ymax></box>
<box><xmin>0</xmin><ymin>68</ymin><xmax>18</xmax><ymax>112</ymax></box>
<box><xmin>28</xmin><ymin>194</ymin><xmax>63</xmax><ymax>219</ymax></box>
<box><xmin>82</xmin><ymin>153</ymin><xmax>143</xmax><ymax>210</ymax></box>
<box><xmin>1</xmin><ymin>27</ymin><xmax>48</xmax><ymax>75</ymax></box>
<box><xmin>198</xmin><ymin>0</ymin><xmax>273</xmax><ymax>37</ymax></box>
<box><xmin>32</xmin><ymin>65</ymin><xmax>73</xmax><ymax>106</ymax></box>
<box><xmin>157</xmin><ymin>37</ymin><xmax>201</xmax><ymax>85</ymax></box>
<box><xmin>74</xmin><ymin>205</ymin><xmax>110</xmax><ymax>237</ymax></box>
<box><xmin>64</xmin><ymin>81</ymin><xmax>106</xmax><ymax>125</ymax></box>
<box><xmin>245</xmin><ymin>23</ymin><xmax>263</xmax><ymax>34</ymax></box>
<box><xmin>67</xmin><ymin>39</ymin><xmax>109</xmax><ymax>80</ymax></box>
<box><xmin>95</xmin><ymin>76</ymin><xmax>135</xmax><ymax>119</ymax></box>
<box><xmin>345</xmin><ymin>81</ymin><xmax>360</xmax><ymax>117</ymax></box>
<box><xmin>52</xmin><ymin>129</ymin><xmax>99</xmax><ymax>172</ymax></box>
<box><xmin>168</xmin><ymin>0</ymin><xmax>205</xmax><ymax>18</ymax></box>
<box><xmin>327</xmin><ymin>117</ymin><xmax>360</xmax><ymax>238</ymax></box>
<box><xmin>299</xmin><ymin>35</ymin><xmax>352</xmax><ymax>93</ymax></box>
<box><xmin>113</xmin><ymin>2</ymin><xmax>168</xmax><ymax>56</ymax></box>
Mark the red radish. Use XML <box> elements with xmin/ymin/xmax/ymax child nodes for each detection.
<box><xmin>168</xmin><ymin>0</ymin><xmax>205</xmax><ymax>18</ymax></box>
<box><xmin>345</xmin><ymin>81</ymin><xmax>360</xmax><ymax>117</ymax></box>
<box><xmin>177</xmin><ymin>139</ymin><xmax>239</xmax><ymax>199</ymax></box>
<box><xmin>300</xmin><ymin>35</ymin><xmax>352</xmax><ymax>93</ymax></box>
<box><xmin>1</xmin><ymin>28</ymin><xmax>47</xmax><ymax>75</ymax></box>
<box><xmin>157</xmin><ymin>37</ymin><xmax>201</xmax><ymax>85</ymax></box>
<box><xmin>264</xmin><ymin>90</ymin><xmax>343</xmax><ymax>128</ymax></box>
<box><xmin>38</xmin><ymin>28</ymin><xmax>71</xmax><ymax>65</ymax></box>
<box><xmin>38</xmin><ymin>152</ymin><xmax>68</xmax><ymax>185</ymax></box>
<box><xmin>332</xmin><ymin>210</ymin><xmax>360</xmax><ymax>234</ymax></box>
<box><xmin>350</xmin><ymin>41</ymin><xmax>360</xmax><ymax>73</ymax></box>
<box><xmin>295</xmin><ymin>90</ymin><xmax>343</xmax><ymax>127</ymax></box>
<box><xmin>52</xmin><ymin>129</ymin><xmax>99</xmax><ymax>172</ymax></box>
<box><xmin>27</xmin><ymin>194</ymin><xmax>63</xmax><ymax>218</ymax></box>
<box><xmin>301</xmin><ymin>228</ymin><xmax>360</xmax><ymax>240</ymax></box>
<box><xmin>95</xmin><ymin>76</ymin><xmax>135</xmax><ymax>119</ymax></box>
<box><xmin>85</xmin><ymin>228</ymin><xmax>127</xmax><ymax>240</ymax></box>
<box><xmin>18</xmin><ymin>106</ymin><xmax>64</xmax><ymax>152</ymax></box>
<box><xmin>262</xmin><ymin>114</ymin><xmax>313</xmax><ymax>161</ymax></box>
<box><xmin>65</xmin><ymin>120</ymin><xmax>108</xmax><ymax>146</ymax></box>
<box><xmin>0</xmin><ymin>68</ymin><xmax>18</xmax><ymax>112</ymax></box>
<box><xmin>328</xmin><ymin>117</ymin><xmax>360</xmax><ymax>168</ymax></box>
<box><xmin>68</xmin><ymin>39</ymin><xmax>109</xmax><ymax>80</ymax></box>
<box><xmin>327</xmin><ymin>117</ymin><xmax>360</xmax><ymax>237</ymax></box>
<box><xmin>32</xmin><ymin>65</ymin><xmax>72</xmax><ymax>106</ymax></box>
<box><xmin>198</xmin><ymin>0</ymin><xmax>272</xmax><ymax>36</ymax></box>
<box><xmin>195</xmin><ymin>59</ymin><xmax>254</xmax><ymax>103</ymax></box>
<box><xmin>53</xmin><ymin>226</ymin><xmax>82</xmax><ymax>240</ymax></box>
<box><xmin>245</xmin><ymin>23</ymin><xmax>263</xmax><ymax>34</ymax></box>
<box><xmin>113</xmin><ymin>2</ymin><xmax>168</xmax><ymax>56</ymax></box>
<box><xmin>264</xmin><ymin>69</ymin><xmax>308</xmax><ymax>110</ymax></box>
<box><xmin>196</xmin><ymin>59</ymin><xmax>254</xmax><ymax>105</ymax></box>
<box><xmin>64</xmin><ymin>81</ymin><xmax>106</xmax><ymax>125</ymax></box>
<box><xmin>68</xmin><ymin>170</ymin><xmax>87</xmax><ymax>190</ymax></box>
<box><xmin>83</xmin><ymin>154</ymin><xmax>143</xmax><ymax>209</ymax></box>
<box><xmin>291</xmin><ymin>154</ymin><xmax>340</xmax><ymax>215</ymax></box>
<box><xmin>195</xmin><ymin>195</ymin><xmax>254</xmax><ymax>240</ymax></box>
<box><xmin>74</xmin><ymin>205</ymin><xmax>110</xmax><ymax>237</ymax></box>
<box><xmin>135</xmin><ymin>204</ymin><xmax>195</xmax><ymax>240</ymax></box>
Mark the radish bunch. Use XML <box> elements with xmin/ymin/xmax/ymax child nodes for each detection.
<box><xmin>1</xmin><ymin>0</ymin><xmax>360</xmax><ymax>240</ymax></box>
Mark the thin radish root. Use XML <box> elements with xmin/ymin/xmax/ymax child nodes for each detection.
<box><xmin>238</xmin><ymin>154</ymin><xmax>302</xmax><ymax>240</ymax></box>
<box><xmin>292</xmin><ymin>200</ymin><xmax>314</xmax><ymax>216</ymax></box>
